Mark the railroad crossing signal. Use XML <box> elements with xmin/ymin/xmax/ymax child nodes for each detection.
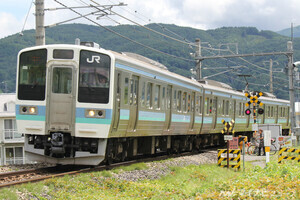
<box><xmin>221</xmin><ymin>119</ymin><xmax>235</xmax><ymax>135</ymax></box>
<box><xmin>245</xmin><ymin>92</ymin><xmax>264</xmax><ymax>107</ymax></box>
<box><xmin>245</xmin><ymin>91</ymin><xmax>264</xmax><ymax>124</ymax></box>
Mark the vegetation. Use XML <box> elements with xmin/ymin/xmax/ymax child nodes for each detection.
<box><xmin>0</xmin><ymin>155</ymin><xmax>299</xmax><ymax>199</ymax></box>
<box><xmin>0</xmin><ymin>23</ymin><xmax>298</xmax><ymax>99</ymax></box>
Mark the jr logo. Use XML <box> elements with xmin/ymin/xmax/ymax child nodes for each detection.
<box><xmin>87</xmin><ymin>55</ymin><xmax>101</xmax><ymax>63</ymax></box>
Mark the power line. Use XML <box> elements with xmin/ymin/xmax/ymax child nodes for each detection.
<box><xmin>53</xmin><ymin>0</ymin><xmax>194</xmax><ymax>62</ymax></box>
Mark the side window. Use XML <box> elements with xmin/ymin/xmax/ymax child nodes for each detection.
<box><xmin>271</xmin><ymin>107</ymin><xmax>273</xmax><ymax>117</ymax></box>
<box><xmin>183</xmin><ymin>92</ymin><xmax>187</xmax><ymax>113</ymax></box>
<box><xmin>225</xmin><ymin>100</ymin><xmax>229</xmax><ymax>115</ymax></box>
<box><xmin>124</xmin><ymin>77</ymin><xmax>129</xmax><ymax>105</ymax></box>
<box><xmin>205</xmin><ymin>98</ymin><xmax>209</xmax><ymax>114</ymax></box>
<box><xmin>141</xmin><ymin>82</ymin><xmax>145</xmax><ymax>107</ymax></box>
<box><xmin>188</xmin><ymin>94</ymin><xmax>191</xmax><ymax>113</ymax></box>
<box><xmin>199</xmin><ymin>96</ymin><xmax>203</xmax><ymax>114</ymax></box>
<box><xmin>162</xmin><ymin>87</ymin><xmax>165</xmax><ymax>109</ymax></box>
<box><xmin>173</xmin><ymin>90</ymin><xmax>177</xmax><ymax>110</ymax></box>
<box><xmin>154</xmin><ymin>85</ymin><xmax>160</xmax><ymax>110</ymax></box>
<box><xmin>209</xmin><ymin>99</ymin><xmax>213</xmax><ymax>114</ymax></box>
<box><xmin>222</xmin><ymin>100</ymin><xmax>225</xmax><ymax>115</ymax></box>
<box><xmin>146</xmin><ymin>82</ymin><xmax>153</xmax><ymax>109</ymax></box>
<box><xmin>242</xmin><ymin>103</ymin><xmax>245</xmax><ymax>116</ymax></box>
<box><xmin>177</xmin><ymin>91</ymin><xmax>182</xmax><ymax>112</ymax></box>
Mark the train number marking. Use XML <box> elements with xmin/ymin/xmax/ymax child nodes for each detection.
<box><xmin>87</xmin><ymin>56</ymin><xmax>101</xmax><ymax>63</ymax></box>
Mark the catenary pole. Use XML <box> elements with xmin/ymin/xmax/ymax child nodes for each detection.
<box><xmin>35</xmin><ymin>0</ymin><xmax>45</xmax><ymax>45</ymax></box>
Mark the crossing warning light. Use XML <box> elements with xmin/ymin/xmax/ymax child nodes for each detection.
<box><xmin>245</xmin><ymin>109</ymin><xmax>251</xmax><ymax>115</ymax></box>
<box><xmin>258</xmin><ymin>108</ymin><xmax>264</xmax><ymax>115</ymax></box>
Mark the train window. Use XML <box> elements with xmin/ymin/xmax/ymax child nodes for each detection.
<box><xmin>173</xmin><ymin>90</ymin><xmax>177</xmax><ymax>109</ymax></box>
<box><xmin>271</xmin><ymin>107</ymin><xmax>273</xmax><ymax>117</ymax></box>
<box><xmin>141</xmin><ymin>82</ymin><xmax>145</xmax><ymax>107</ymax></box>
<box><xmin>154</xmin><ymin>85</ymin><xmax>160</xmax><ymax>110</ymax></box>
<box><xmin>183</xmin><ymin>92</ymin><xmax>187</xmax><ymax>112</ymax></box>
<box><xmin>124</xmin><ymin>78</ymin><xmax>129</xmax><ymax>105</ymax></box>
<box><xmin>177</xmin><ymin>91</ymin><xmax>182</xmax><ymax>112</ymax></box>
<box><xmin>130</xmin><ymin>79</ymin><xmax>134</xmax><ymax>105</ymax></box>
<box><xmin>242</xmin><ymin>103</ymin><xmax>245</xmax><ymax>116</ymax></box>
<box><xmin>209</xmin><ymin>99</ymin><xmax>213</xmax><ymax>114</ymax></box>
<box><xmin>222</xmin><ymin>100</ymin><xmax>225</xmax><ymax>115</ymax></box>
<box><xmin>205</xmin><ymin>98</ymin><xmax>209</xmax><ymax>114</ymax></box>
<box><xmin>199</xmin><ymin>96</ymin><xmax>203</xmax><ymax>114</ymax></box>
<box><xmin>190</xmin><ymin>95</ymin><xmax>194</xmax><ymax>113</ymax></box>
<box><xmin>146</xmin><ymin>82</ymin><xmax>153</xmax><ymax>109</ymax></box>
<box><xmin>167</xmin><ymin>87</ymin><xmax>171</xmax><ymax>109</ymax></box>
<box><xmin>78</xmin><ymin>50</ymin><xmax>110</xmax><ymax>103</ymax></box>
<box><xmin>18</xmin><ymin>49</ymin><xmax>47</xmax><ymax>101</ymax></box>
<box><xmin>162</xmin><ymin>87</ymin><xmax>165</xmax><ymax>109</ymax></box>
<box><xmin>53</xmin><ymin>49</ymin><xmax>74</xmax><ymax>59</ymax></box>
<box><xmin>225</xmin><ymin>100</ymin><xmax>229</xmax><ymax>115</ymax></box>
<box><xmin>52</xmin><ymin>68</ymin><xmax>72</xmax><ymax>94</ymax></box>
<box><xmin>188</xmin><ymin>94</ymin><xmax>191</xmax><ymax>113</ymax></box>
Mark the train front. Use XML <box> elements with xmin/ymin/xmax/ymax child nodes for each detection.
<box><xmin>16</xmin><ymin>44</ymin><xmax>114</xmax><ymax>165</ymax></box>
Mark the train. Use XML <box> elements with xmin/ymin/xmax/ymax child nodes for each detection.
<box><xmin>15</xmin><ymin>40</ymin><xmax>290</xmax><ymax>165</ymax></box>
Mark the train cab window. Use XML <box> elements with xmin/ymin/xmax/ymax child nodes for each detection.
<box><xmin>78</xmin><ymin>50</ymin><xmax>110</xmax><ymax>103</ymax></box>
<box><xmin>124</xmin><ymin>78</ymin><xmax>129</xmax><ymax>105</ymax></box>
<box><xmin>141</xmin><ymin>82</ymin><xmax>145</xmax><ymax>107</ymax></box>
<box><xmin>18</xmin><ymin>49</ymin><xmax>47</xmax><ymax>101</ymax></box>
<box><xmin>177</xmin><ymin>91</ymin><xmax>182</xmax><ymax>112</ymax></box>
<box><xmin>146</xmin><ymin>82</ymin><xmax>153</xmax><ymax>109</ymax></box>
<box><xmin>154</xmin><ymin>85</ymin><xmax>160</xmax><ymax>110</ymax></box>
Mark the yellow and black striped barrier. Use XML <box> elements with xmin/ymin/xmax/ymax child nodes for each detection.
<box><xmin>218</xmin><ymin>149</ymin><xmax>241</xmax><ymax>170</ymax></box>
<box><xmin>278</xmin><ymin>147</ymin><xmax>300</xmax><ymax>163</ymax></box>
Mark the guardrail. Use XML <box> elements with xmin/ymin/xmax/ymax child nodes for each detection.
<box><xmin>2</xmin><ymin>129</ymin><xmax>24</xmax><ymax>142</ymax></box>
<box><xmin>278</xmin><ymin>147</ymin><xmax>300</xmax><ymax>163</ymax></box>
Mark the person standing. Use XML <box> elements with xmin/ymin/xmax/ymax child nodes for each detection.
<box><xmin>257</xmin><ymin>129</ymin><xmax>265</xmax><ymax>156</ymax></box>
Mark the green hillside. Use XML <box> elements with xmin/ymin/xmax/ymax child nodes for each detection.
<box><xmin>0</xmin><ymin>23</ymin><xmax>298</xmax><ymax>99</ymax></box>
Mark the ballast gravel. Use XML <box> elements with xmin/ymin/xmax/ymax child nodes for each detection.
<box><xmin>113</xmin><ymin>151</ymin><xmax>218</xmax><ymax>182</ymax></box>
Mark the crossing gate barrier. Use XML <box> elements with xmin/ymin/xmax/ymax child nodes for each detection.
<box><xmin>218</xmin><ymin>149</ymin><xmax>241</xmax><ymax>170</ymax></box>
<box><xmin>278</xmin><ymin>147</ymin><xmax>300</xmax><ymax>163</ymax></box>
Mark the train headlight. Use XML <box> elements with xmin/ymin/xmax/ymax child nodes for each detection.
<box><xmin>88</xmin><ymin>110</ymin><xmax>95</xmax><ymax>117</ymax></box>
<box><xmin>85</xmin><ymin>109</ymin><xmax>105</xmax><ymax>118</ymax></box>
<box><xmin>20</xmin><ymin>106</ymin><xmax>37</xmax><ymax>115</ymax></box>
<box><xmin>29</xmin><ymin>107</ymin><xmax>37</xmax><ymax>114</ymax></box>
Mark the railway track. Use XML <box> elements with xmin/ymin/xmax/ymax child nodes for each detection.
<box><xmin>0</xmin><ymin>149</ymin><xmax>216</xmax><ymax>189</ymax></box>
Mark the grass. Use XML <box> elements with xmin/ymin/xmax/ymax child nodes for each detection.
<box><xmin>0</xmin><ymin>154</ymin><xmax>299</xmax><ymax>199</ymax></box>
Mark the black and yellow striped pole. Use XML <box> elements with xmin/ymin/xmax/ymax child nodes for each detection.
<box><xmin>222</xmin><ymin>119</ymin><xmax>235</xmax><ymax>168</ymax></box>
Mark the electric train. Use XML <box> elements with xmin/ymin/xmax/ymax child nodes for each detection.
<box><xmin>15</xmin><ymin>41</ymin><xmax>290</xmax><ymax>165</ymax></box>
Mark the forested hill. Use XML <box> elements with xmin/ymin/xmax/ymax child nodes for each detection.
<box><xmin>0</xmin><ymin>23</ymin><xmax>299</xmax><ymax>99</ymax></box>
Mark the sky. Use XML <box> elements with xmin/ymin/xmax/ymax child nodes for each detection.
<box><xmin>0</xmin><ymin>0</ymin><xmax>299</xmax><ymax>39</ymax></box>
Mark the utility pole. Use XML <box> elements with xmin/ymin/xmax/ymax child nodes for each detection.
<box><xmin>195</xmin><ymin>39</ymin><xmax>202</xmax><ymax>80</ymax></box>
<box><xmin>269</xmin><ymin>59</ymin><xmax>273</xmax><ymax>93</ymax></box>
<box><xmin>35</xmin><ymin>0</ymin><xmax>45</xmax><ymax>46</ymax></box>
<box><xmin>287</xmin><ymin>41</ymin><xmax>296</xmax><ymax>135</ymax></box>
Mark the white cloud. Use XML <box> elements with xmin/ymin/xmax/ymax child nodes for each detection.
<box><xmin>1</xmin><ymin>0</ymin><xmax>300</xmax><ymax>39</ymax></box>
<box><xmin>0</xmin><ymin>12</ymin><xmax>23</xmax><ymax>39</ymax></box>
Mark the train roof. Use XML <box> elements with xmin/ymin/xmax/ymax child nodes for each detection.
<box><xmin>19</xmin><ymin>43</ymin><xmax>290</xmax><ymax>105</ymax></box>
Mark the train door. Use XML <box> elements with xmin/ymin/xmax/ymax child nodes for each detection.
<box><xmin>127</xmin><ymin>75</ymin><xmax>139</xmax><ymax>132</ymax></box>
<box><xmin>211</xmin><ymin>96</ymin><xmax>218</xmax><ymax>129</ymax></box>
<box><xmin>189</xmin><ymin>92</ymin><xmax>195</xmax><ymax>131</ymax></box>
<box><xmin>47</xmin><ymin>65</ymin><xmax>75</xmax><ymax>132</ymax></box>
<box><xmin>112</xmin><ymin>72</ymin><xmax>121</xmax><ymax>131</ymax></box>
<box><xmin>164</xmin><ymin>85</ymin><xmax>172</xmax><ymax>131</ymax></box>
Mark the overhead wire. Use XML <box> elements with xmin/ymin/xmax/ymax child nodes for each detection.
<box><xmin>20</xmin><ymin>0</ymin><xmax>34</xmax><ymax>35</ymax></box>
<box><xmin>53</xmin><ymin>0</ymin><xmax>194</xmax><ymax>62</ymax></box>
